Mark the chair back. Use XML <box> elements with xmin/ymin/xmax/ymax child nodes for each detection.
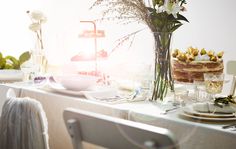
<box><xmin>226</xmin><ymin>61</ymin><xmax>236</xmax><ymax>95</ymax></box>
<box><xmin>227</xmin><ymin>60</ymin><xmax>236</xmax><ymax>75</ymax></box>
<box><xmin>0</xmin><ymin>88</ymin><xmax>49</xmax><ymax>149</ymax></box>
<box><xmin>63</xmin><ymin>108</ymin><xmax>178</xmax><ymax>149</ymax></box>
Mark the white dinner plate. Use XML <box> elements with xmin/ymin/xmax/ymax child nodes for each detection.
<box><xmin>183</xmin><ymin>105</ymin><xmax>236</xmax><ymax>118</ymax></box>
<box><xmin>43</xmin><ymin>81</ymin><xmax>85</xmax><ymax>96</ymax></box>
<box><xmin>47</xmin><ymin>87</ymin><xmax>85</xmax><ymax>96</ymax></box>
<box><xmin>44</xmin><ymin>81</ymin><xmax>117</xmax><ymax>97</ymax></box>
<box><xmin>180</xmin><ymin>112</ymin><xmax>236</xmax><ymax>121</ymax></box>
<box><xmin>180</xmin><ymin>105</ymin><xmax>236</xmax><ymax>121</ymax></box>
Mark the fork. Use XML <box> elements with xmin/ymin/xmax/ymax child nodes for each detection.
<box><xmin>222</xmin><ymin>123</ymin><xmax>236</xmax><ymax>129</ymax></box>
<box><xmin>160</xmin><ymin>106</ymin><xmax>180</xmax><ymax>115</ymax></box>
<box><xmin>128</xmin><ymin>87</ymin><xmax>141</xmax><ymax>101</ymax></box>
<box><xmin>94</xmin><ymin>95</ymin><xmax>123</xmax><ymax>101</ymax></box>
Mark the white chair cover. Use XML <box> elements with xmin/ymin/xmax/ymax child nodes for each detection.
<box><xmin>0</xmin><ymin>88</ymin><xmax>49</xmax><ymax>149</ymax></box>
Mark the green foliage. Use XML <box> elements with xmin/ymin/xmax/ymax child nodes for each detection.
<box><xmin>0</xmin><ymin>51</ymin><xmax>31</xmax><ymax>69</ymax></box>
<box><xmin>214</xmin><ymin>95</ymin><xmax>236</xmax><ymax>108</ymax></box>
<box><xmin>146</xmin><ymin>0</ymin><xmax>189</xmax><ymax>32</ymax></box>
<box><xmin>19</xmin><ymin>51</ymin><xmax>31</xmax><ymax>65</ymax></box>
<box><xmin>0</xmin><ymin>57</ymin><xmax>6</xmax><ymax>69</ymax></box>
<box><xmin>152</xmin><ymin>0</ymin><xmax>164</xmax><ymax>6</ymax></box>
<box><xmin>147</xmin><ymin>7</ymin><xmax>189</xmax><ymax>32</ymax></box>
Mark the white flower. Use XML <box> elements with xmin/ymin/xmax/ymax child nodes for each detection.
<box><xmin>29</xmin><ymin>23</ymin><xmax>41</xmax><ymax>32</ymax></box>
<box><xmin>159</xmin><ymin>0</ymin><xmax>182</xmax><ymax>18</ymax></box>
<box><xmin>155</xmin><ymin>4</ymin><xmax>164</xmax><ymax>13</ymax></box>
<box><xmin>27</xmin><ymin>10</ymin><xmax>47</xmax><ymax>49</ymax></box>
<box><xmin>29</xmin><ymin>10</ymin><xmax>47</xmax><ymax>23</ymax></box>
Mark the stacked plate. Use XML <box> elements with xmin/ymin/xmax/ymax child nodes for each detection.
<box><xmin>180</xmin><ymin>103</ymin><xmax>236</xmax><ymax>121</ymax></box>
<box><xmin>53</xmin><ymin>74</ymin><xmax>98</xmax><ymax>91</ymax></box>
<box><xmin>44</xmin><ymin>75</ymin><xmax>98</xmax><ymax>96</ymax></box>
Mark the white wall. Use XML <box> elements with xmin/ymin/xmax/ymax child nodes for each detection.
<box><xmin>0</xmin><ymin>0</ymin><xmax>40</xmax><ymax>57</ymax></box>
<box><xmin>0</xmin><ymin>0</ymin><xmax>96</xmax><ymax>63</ymax></box>
<box><xmin>102</xmin><ymin>0</ymin><xmax>236</xmax><ymax>77</ymax></box>
<box><xmin>174</xmin><ymin>0</ymin><xmax>236</xmax><ymax>63</ymax></box>
<box><xmin>0</xmin><ymin>0</ymin><xmax>235</xmax><ymax>75</ymax></box>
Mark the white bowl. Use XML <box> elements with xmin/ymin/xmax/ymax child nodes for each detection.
<box><xmin>54</xmin><ymin>74</ymin><xmax>98</xmax><ymax>91</ymax></box>
<box><xmin>0</xmin><ymin>69</ymin><xmax>24</xmax><ymax>81</ymax></box>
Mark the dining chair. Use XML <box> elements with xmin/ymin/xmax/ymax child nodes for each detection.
<box><xmin>226</xmin><ymin>60</ymin><xmax>236</xmax><ymax>95</ymax></box>
<box><xmin>0</xmin><ymin>88</ymin><xmax>49</xmax><ymax>149</ymax></box>
<box><xmin>63</xmin><ymin>108</ymin><xmax>178</xmax><ymax>149</ymax></box>
<box><xmin>226</xmin><ymin>60</ymin><xmax>236</xmax><ymax>76</ymax></box>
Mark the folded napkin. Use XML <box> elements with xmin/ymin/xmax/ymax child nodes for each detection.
<box><xmin>193</xmin><ymin>103</ymin><xmax>236</xmax><ymax>114</ymax></box>
<box><xmin>83</xmin><ymin>88</ymin><xmax>118</xmax><ymax>100</ymax></box>
<box><xmin>83</xmin><ymin>87</ymin><xmax>145</xmax><ymax>104</ymax></box>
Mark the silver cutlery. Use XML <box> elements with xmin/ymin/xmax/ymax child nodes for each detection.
<box><xmin>222</xmin><ymin>123</ymin><xmax>236</xmax><ymax>129</ymax></box>
<box><xmin>160</xmin><ymin>106</ymin><xmax>180</xmax><ymax>115</ymax></box>
<box><xmin>94</xmin><ymin>96</ymin><xmax>123</xmax><ymax>101</ymax></box>
<box><xmin>94</xmin><ymin>88</ymin><xmax>142</xmax><ymax>102</ymax></box>
<box><xmin>128</xmin><ymin>87</ymin><xmax>141</xmax><ymax>101</ymax></box>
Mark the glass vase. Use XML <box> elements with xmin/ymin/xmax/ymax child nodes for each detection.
<box><xmin>31</xmin><ymin>49</ymin><xmax>48</xmax><ymax>76</ymax></box>
<box><xmin>151</xmin><ymin>32</ymin><xmax>174</xmax><ymax>101</ymax></box>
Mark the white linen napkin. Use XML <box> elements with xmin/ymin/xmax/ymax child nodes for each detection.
<box><xmin>82</xmin><ymin>88</ymin><xmax>118</xmax><ymax>100</ymax></box>
<box><xmin>193</xmin><ymin>103</ymin><xmax>236</xmax><ymax>114</ymax></box>
<box><xmin>82</xmin><ymin>87</ymin><xmax>145</xmax><ymax>104</ymax></box>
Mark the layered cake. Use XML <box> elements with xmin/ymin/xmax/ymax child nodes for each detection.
<box><xmin>172</xmin><ymin>47</ymin><xmax>224</xmax><ymax>83</ymax></box>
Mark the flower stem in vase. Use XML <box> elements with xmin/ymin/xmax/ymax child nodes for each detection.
<box><xmin>31</xmin><ymin>49</ymin><xmax>47</xmax><ymax>75</ymax></box>
<box><xmin>151</xmin><ymin>32</ymin><xmax>174</xmax><ymax>101</ymax></box>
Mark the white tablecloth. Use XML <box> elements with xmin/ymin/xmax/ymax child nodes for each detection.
<box><xmin>0</xmin><ymin>82</ymin><xmax>236</xmax><ymax>149</ymax></box>
<box><xmin>0</xmin><ymin>83</ymin><xmax>128</xmax><ymax>149</ymax></box>
<box><xmin>118</xmin><ymin>102</ymin><xmax>236</xmax><ymax>149</ymax></box>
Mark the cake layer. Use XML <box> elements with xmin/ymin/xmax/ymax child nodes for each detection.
<box><xmin>172</xmin><ymin>59</ymin><xmax>224</xmax><ymax>83</ymax></box>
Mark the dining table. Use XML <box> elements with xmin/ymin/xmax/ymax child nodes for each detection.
<box><xmin>0</xmin><ymin>80</ymin><xmax>236</xmax><ymax>149</ymax></box>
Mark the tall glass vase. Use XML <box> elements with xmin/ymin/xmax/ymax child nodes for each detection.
<box><xmin>151</xmin><ymin>32</ymin><xmax>174</xmax><ymax>101</ymax></box>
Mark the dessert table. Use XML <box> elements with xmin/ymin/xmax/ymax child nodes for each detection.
<box><xmin>0</xmin><ymin>82</ymin><xmax>236</xmax><ymax>149</ymax></box>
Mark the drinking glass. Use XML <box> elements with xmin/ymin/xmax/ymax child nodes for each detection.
<box><xmin>204</xmin><ymin>73</ymin><xmax>224</xmax><ymax>102</ymax></box>
<box><xmin>193</xmin><ymin>80</ymin><xmax>208</xmax><ymax>102</ymax></box>
<box><xmin>20</xmin><ymin>60</ymin><xmax>35</xmax><ymax>81</ymax></box>
<box><xmin>173</xmin><ymin>88</ymin><xmax>189</xmax><ymax>106</ymax></box>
